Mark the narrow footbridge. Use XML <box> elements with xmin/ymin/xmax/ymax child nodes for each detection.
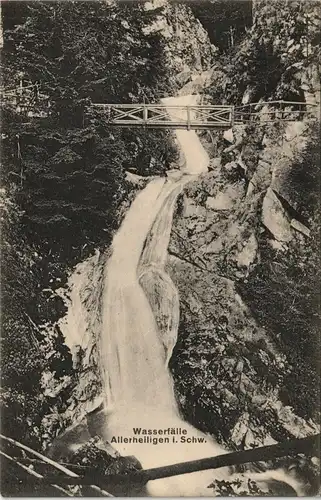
<box><xmin>1</xmin><ymin>83</ymin><xmax>318</xmax><ymax>129</ymax></box>
<box><xmin>91</xmin><ymin>101</ymin><xmax>317</xmax><ymax>129</ymax></box>
<box><xmin>1</xmin><ymin>433</ymin><xmax>319</xmax><ymax>497</ymax></box>
<box><xmin>92</xmin><ymin>103</ymin><xmax>234</xmax><ymax>129</ymax></box>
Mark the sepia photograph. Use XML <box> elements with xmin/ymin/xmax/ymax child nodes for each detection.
<box><xmin>0</xmin><ymin>0</ymin><xmax>320</xmax><ymax>496</ymax></box>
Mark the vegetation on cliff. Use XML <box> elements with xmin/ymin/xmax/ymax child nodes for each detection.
<box><xmin>238</xmin><ymin>124</ymin><xmax>320</xmax><ymax>419</ymax></box>
<box><xmin>191</xmin><ymin>0</ymin><xmax>252</xmax><ymax>51</ymax></box>
<box><xmin>1</xmin><ymin>0</ymin><xmax>180</xmax><ymax>446</ymax></box>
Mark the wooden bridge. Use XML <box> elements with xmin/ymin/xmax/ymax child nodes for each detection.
<box><xmin>91</xmin><ymin>101</ymin><xmax>318</xmax><ymax>129</ymax></box>
<box><xmin>1</xmin><ymin>432</ymin><xmax>320</xmax><ymax>497</ymax></box>
<box><xmin>1</xmin><ymin>83</ymin><xmax>318</xmax><ymax>130</ymax></box>
<box><xmin>91</xmin><ymin>103</ymin><xmax>234</xmax><ymax>129</ymax></box>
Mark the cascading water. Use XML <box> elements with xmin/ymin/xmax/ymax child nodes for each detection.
<box><xmin>56</xmin><ymin>94</ymin><xmax>305</xmax><ymax>496</ymax></box>
<box><xmin>138</xmin><ymin>184</ymin><xmax>183</xmax><ymax>367</ymax></box>
<box><xmin>100</xmin><ymin>177</ymin><xmax>178</xmax><ymax>413</ymax></box>
<box><xmin>98</xmin><ymin>95</ymin><xmax>306</xmax><ymax>497</ymax></box>
<box><xmin>99</xmin><ymin>95</ymin><xmax>232</xmax><ymax>496</ymax></box>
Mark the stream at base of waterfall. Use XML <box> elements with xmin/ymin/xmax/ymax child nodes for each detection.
<box><xmin>58</xmin><ymin>95</ymin><xmax>305</xmax><ymax>496</ymax></box>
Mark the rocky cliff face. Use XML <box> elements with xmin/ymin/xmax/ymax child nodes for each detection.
<box><xmin>166</xmin><ymin>1</ymin><xmax>320</xmax><ymax>455</ymax></box>
<box><xmin>207</xmin><ymin>0</ymin><xmax>320</xmax><ymax>108</ymax></box>
<box><xmin>142</xmin><ymin>0</ymin><xmax>216</xmax><ymax>89</ymax></box>
<box><xmin>252</xmin><ymin>0</ymin><xmax>320</xmax><ymax>103</ymax></box>
<box><xmin>168</xmin><ymin>118</ymin><xmax>319</xmax><ymax>453</ymax></box>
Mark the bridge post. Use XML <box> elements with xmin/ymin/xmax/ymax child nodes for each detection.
<box><xmin>279</xmin><ymin>100</ymin><xmax>283</xmax><ymax>121</ymax></box>
<box><xmin>143</xmin><ymin>104</ymin><xmax>148</xmax><ymax>126</ymax></box>
<box><xmin>230</xmin><ymin>105</ymin><xmax>235</xmax><ymax>127</ymax></box>
<box><xmin>187</xmin><ymin>106</ymin><xmax>191</xmax><ymax>130</ymax></box>
<box><xmin>107</xmin><ymin>105</ymin><xmax>111</xmax><ymax>122</ymax></box>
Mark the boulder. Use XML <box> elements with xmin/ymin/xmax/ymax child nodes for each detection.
<box><xmin>183</xmin><ymin>196</ymin><xmax>207</xmax><ymax>217</ymax></box>
<box><xmin>125</xmin><ymin>171</ymin><xmax>155</xmax><ymax>187</ymax></box>
<box><xmin>261</xmin><ymin>188</ymin><xmax>293</xmax><ymax>242</ymax></box>
<box><xmin>223</xmin><ymin>161</ymin><xmax>239</xmax><ymax>173</ymax></box>
<box><xmin>175</xmin><ymin>69</ymin><xmax>192</xmax><ymax>87</ymax></box>
<box><xmin>178</xmin><ymin>68</ymin><xmax>214</xmax><ymax>96</ymax></box>
<box><xmin>209</xmin><ymin>157</ymin><xmax>222</xmax><ymax>170</ymax></box>
<box><xmin>246</xmin><ymin>159</ymin><xmax>272</xmax><ymax>197</ymax></box>
<box><xmin>290</xmin><ymin>218</ymin><xmax>310</xmax><ymax>237</ymax></box>
<box><xmin>223</xmin><ymin>128</ymin><xmax>234</xmax><ymax>143</ymax></box>
<box><xmin>166</xmin><ymin>169</ymin><xmax>183</xmax><ymax>181</ymax></box>
<box><xmin>242</xmin><ymin>87</ymin><xmax>255</xmax><ymax>105</ymax></box>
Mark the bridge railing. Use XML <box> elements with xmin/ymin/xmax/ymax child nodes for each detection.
<box><xmin>1</xmin><ymin>83</ymin><xmax>51</xmax><ymax>117</ymax></box>
<box><xmin>91</xmin><ymin>103</ymin><xmax>234</xmax><ymax>129</ymax></box>
<box><xmin>1</xmin><ymin>82</ymin><xmax>319</xmax><ymax>127</ymax></box>
<box><xmin>234</xmin><ymin>100</ymin><xmax>318</xmax><ymax>123</ymax></box>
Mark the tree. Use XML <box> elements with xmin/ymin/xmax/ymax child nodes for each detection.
<box><xmin>191</xmin><ymin>0</ymin><xmax>252</xmax><ymax>51</ymax></box>
<box><xmin>2</xmin><ymin>0</ymin><xmax>178</xmax><ymax>258</ymax></box>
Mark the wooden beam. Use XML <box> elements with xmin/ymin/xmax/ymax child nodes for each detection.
<box><xmin>42</xmin><ymin>434</ymin><xmax>319</xmax><ymax>487</ymax></box>
<box><xmin>143</xmin><ymin>105</ymin><xmax>148</xmax><ymax>123</ymax></box>
<box><xmin>0</xmin><ymin>434</ymin><xmax>113</xmax><ymax>497</ymax></box>
<box><xmin>0</xmin><ymin>450</ymin><xmax>73</xmax><ymax>497</ymax></box>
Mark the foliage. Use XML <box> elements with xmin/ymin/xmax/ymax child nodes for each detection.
<box><xmin>2</xmin><ymin>1</ymin><xmax>173</xmax><ymax>108</ymax></box>
<box><xmin>0</xmin><ymin>191</ymin><xmax>74</xmax><ymax>444</ymax></box>
<box><xmin>1</xmin><ymin>0</ymin><xmax>178</xmax><ymax>449</ymax></box>
<box><xmin>210</xmin><ymin>478</ymin><xmax>271</xmax><ymax>496</ymax></box>
<box><xmin>0</xmin><ymin>387</ymin><xmax>47</xmax><ymax>448</ymax></box>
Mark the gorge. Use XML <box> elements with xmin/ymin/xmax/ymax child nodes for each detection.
<box><xmin>52</xmin><ymin>94</ymin><xmax>315</xmax><ymax>496</ymax></box>
<box><xmin>1</xmin><ymin>0</ymin><xmax>320</xmax><ymax>497</ymax></box>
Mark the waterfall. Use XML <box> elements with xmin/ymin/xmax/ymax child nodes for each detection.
<box><xmin>100</xmin><ymin>95</ymin><xmax>210</xmax><ymax>416</ymax></box>
<box><xmin>162</xmin><ymin>94</ymin><xmax>209</xmax><ymax>174</ymax></box>
<box><xmin>57</xmin><ymin>95</ymin><xmax>305</xmax><ymax>496</ymax></box>
<box><xmin>100</xmin><ymin>177</ymin><xmax>179</xmax><ymax>413</ymax></box>
<box><xmin>99</xmin><ymin>95</ymin><xmax>233</xmax><ymax>496</ymax></box>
